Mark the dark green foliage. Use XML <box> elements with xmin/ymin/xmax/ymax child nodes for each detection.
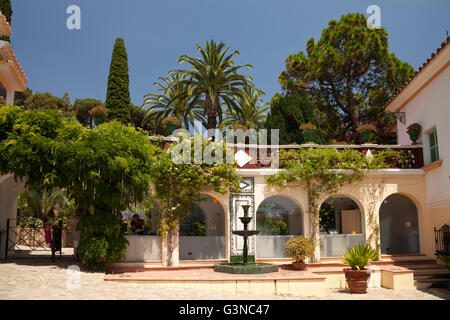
<box><xmin>23</xmin><ymin>91</ymin><xmax>74</xmax><ymax>117</ymax></box>
<box><xmin>0</xmin><ymin>0</ymin><xmax>12</xmax><ymax>23</ymax></box>
<box><xmin>0</xmin><ymin>0</ymin><xmax>12</xmax><ymax>42</ymax></box>
<box><xmin>73</xmin><ymin>98</ymin><xmax>103</xmax><ymax>127</ymax></box>
<box><xmin>130</xmin><ymin>104</ymin><xmax>154</xmax><ymax>132</ymax></box>
<box><xmin>14</xmin><ymin>88</ymin><xmax>32</xmax><ymax>106</ymax></box>
<box><xmin>265</xmin><ymin>93</ymin><xmax>322</xmax><ymax>144</ymax></box>
<box><xmin>105</xmin><ymin>38</ymin><xmax>131</xmax><ymax>124</ymax></box>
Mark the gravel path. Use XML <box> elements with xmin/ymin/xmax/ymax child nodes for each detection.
<box><xmin>0</xmin><ymin>259</ymin><xmax>448</xmax><ymax>300</ymax></box>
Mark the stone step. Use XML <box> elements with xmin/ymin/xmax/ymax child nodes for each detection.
<box><xmin>412</xmin><ymin>268</ymin><xmax>450</xmax><ymax>276</ymax></box>
<box><xmin>414</xmin><ymin>278</ymin><xmax>450</xmax><ymax>289</ymax></box>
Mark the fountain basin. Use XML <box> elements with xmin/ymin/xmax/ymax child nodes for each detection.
<box><xmin>214</xmin><ymin>263</ymin><xmax>279</xmax><ymax>274</ymax></box>
<box><xmin>232</xmin><ymin>230</ymin><xmax>259</xmax><ymax>237</ymax></box>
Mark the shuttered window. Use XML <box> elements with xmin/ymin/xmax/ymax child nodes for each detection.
<box><xmin>428</xmin><ymin>128</ymin><xmax>439</xmax><ymax>163</ymax></box>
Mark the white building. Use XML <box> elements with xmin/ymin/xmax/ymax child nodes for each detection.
<box><xmin>386</xmin><ymin>36</ymin><xmax>450</xmax><ymax>231</ymax></box>
<box><xmin>0</xmin><ymin>11</ymin><xmax>28</xmax><ymax>104</ymax></box>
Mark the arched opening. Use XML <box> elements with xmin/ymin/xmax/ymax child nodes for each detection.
<box><xmin>319</xmin><ymin>195</ymin><xmax>365</xmax><ymax>257</ymax></box>
<box><xmin>255</xmin><ymin>195</ymin><xmax>303</xmax><ymax>259</ymax></box>
<box><xmin>179</xmin><ymin>195</ymin><xmax>226</xmax><ymax>260</ymax></box>
<box><xmin>379</xmin><ymin>194</ymin><xmax>420</xmax><ymax>254</ymax></box>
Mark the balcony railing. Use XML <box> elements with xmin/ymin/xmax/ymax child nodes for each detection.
<box><xmin>149</xmin><ymin>137</ymin><xmax>424</xmax><ymax>170</ymax></box>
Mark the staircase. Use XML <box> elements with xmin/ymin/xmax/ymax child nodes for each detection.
<box><xmin>389</xmin><ymin>260</ymin><xmax>450</xmax><ymax>289</ymax></box>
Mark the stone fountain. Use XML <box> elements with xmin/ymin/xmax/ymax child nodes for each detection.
<box><xmin>214</xmin><ymin>205</ymin><xmax>278</xmax><ymax>274</ymax></box>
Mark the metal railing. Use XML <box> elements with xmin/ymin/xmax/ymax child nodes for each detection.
<box><xmin>434</xmin><ymin>224</ymin><xmax>450</xmax><ymax>257</ymax></box>
<box><xmin>5</xmin><ymin>219</ymin><xmax>63</xmax><ymax>261</ymax></box>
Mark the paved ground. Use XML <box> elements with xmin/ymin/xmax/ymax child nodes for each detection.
<box><xmin>0</xmin><ymin>258</ymin><xmax>449</xmax><ymax>300</ymax></box>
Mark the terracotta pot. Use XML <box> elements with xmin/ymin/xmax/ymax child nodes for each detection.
<box><xmin>292</xmin><ymin>262</ymin><xmax>307</xmax><ymax>270</ymax></box>
<box><xmin>344</xmin><ymin>268</ymin><xmax>370</xmax><ymax>293</ymax></box>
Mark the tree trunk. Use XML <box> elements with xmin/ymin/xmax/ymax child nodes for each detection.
<box><xmin>205</xmin><ymin>92</ymin><xmax>218</xmax><ymax>140</ymax></box>
<box><xmin>310</xmin><ymin>213</ymin><xmax>321</xmax><ymax>263</ymax></box>
<box><xmin>307</xmin><ymin>188</ymin><xmax>321</xmax><ymax>263</ymax></box>
<box><xmin>161</xmin><ymin>223</ymin><xmax>180</xmax><ymax>267</ymax></box>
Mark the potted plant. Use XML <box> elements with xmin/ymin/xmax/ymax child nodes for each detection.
<box><xmin>342</xmin><ymin>243</ymin><xmax>378</xmax><ymax>293</ymax></box>
<box><xmin>407</xmin><ymin>123</ymin><xmax>421</xmax><ymax>145</ymax></box>
<box><xmin>285</xmin><ymin>237</ymin><xmax>316</xmax><ymax>270</ymax></box>
<box><xmin>161</xmin><ymin>116</ymin><xmax>180</xmax><ymax>135</ymax></box>
<box><xmin>89</xmin><ymin>106</ymin><xmax>108</xmax><ymax>126</ymax></box>
<box><xmin>356</xmin><ymin>124</ymin><xmax>376</xmax><ymax>143</ymax></box>
<box><xmin>300</xmin><ymin>123</ymin><xmax>317</xmax><ymax>143</ymax></box>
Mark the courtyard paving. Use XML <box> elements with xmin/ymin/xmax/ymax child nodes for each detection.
<box><xmin>0</xmin><ymin>258</ymin><xmax>449</xmax><ymax>300</ymax></box>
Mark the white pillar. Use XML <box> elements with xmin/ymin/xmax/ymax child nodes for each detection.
<box><xmin>5</xmin><ymin>90</ymin><xmax>14</xmax><ymax>105</ymax></box>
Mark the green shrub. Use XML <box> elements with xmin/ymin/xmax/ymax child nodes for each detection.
<box><xmin>77</xmin><ymin>210</ymin><xmax>128</xmax><ymax>270</ymax></box>
<box><xmin>285</xmin><ymin>237</ymin><xmax>316</xmax><ymax>263</ymax></box>
<box><xmin>342</xmin><ymin>243</ymin><xmax>378</xmax><ymax>270</ymax></box>
<box><xmin>190</xmin><ymin>221</ymin><xmax>207</xmax><ymax>236</ymax></box>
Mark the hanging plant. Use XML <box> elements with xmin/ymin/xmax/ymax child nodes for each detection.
<box><xmin>299</xmin><ymin>123</ymin><xmax>317</xmax><ymax>143</ymax></box>
<box><xmin>356</xmin><ymin>124</ymin><xmax>376</xmax><ymax>143</ymax></box>
<box><xmin>406</xmin><ymin>123</ymin><xmax>421</xmax><ymax>145</ymax></box>
<box><xmin>89</xmin><ymin>106</ymin><xmax>108</xmax><ymax>126</ymax></box>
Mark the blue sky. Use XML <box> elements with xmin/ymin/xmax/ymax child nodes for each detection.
<box><xmin>11</xmin><ymin>0</ymin><xmax>450</xmax><ymax>106</ymax></box>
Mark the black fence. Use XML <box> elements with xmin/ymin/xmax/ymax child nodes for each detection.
<box><xmin>5</xmin><ymin>218</ymin><xmax>63</xmax><ymax>261</ymax></box>
<box><xmin>434</xmin><ymin>224</ymin><xmax>450</xmax><ymax>257</ymax></box>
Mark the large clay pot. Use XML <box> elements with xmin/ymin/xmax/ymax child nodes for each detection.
<box><xmin>292</xmin><ymin>262</ymin><xmax>307</xmax><ymax>270</ymax></box>
<box><xmin>344</xmin><ymin>269</ymin><xmax>370</xmax><ymax>293</ymax></box>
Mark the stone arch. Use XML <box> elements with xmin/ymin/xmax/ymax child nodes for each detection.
<box><xmin>379</xmin><ymin>193</ymin><xmax>421</xmax><ymax>255</ymax></box>
<box><xmin>255</xmin><ymin>194</ymin><xmax>304</xmax><ymax>259</ymax></box>
<box><xmin>318</xmin><ymin>194</ymin><xmax>366</xmax><ymax>258</ymax></box>
<box><xmin>319</xmin><ymin>193</ymin><xmax>365</xmax><ymax>235</ymax></box>
<box><xmin>179</xmin><ymin>193</ymin><xmax>227</xmax><ymax>260</ymax></box>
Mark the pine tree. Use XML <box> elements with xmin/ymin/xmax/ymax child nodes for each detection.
<box><xmin>105</xmin><ymin>38</ymin><xmax>131</xmax><ymax>124</ymax></box>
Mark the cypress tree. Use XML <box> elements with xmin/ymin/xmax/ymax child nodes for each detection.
<box><xmin>105</xmin><ymin>38</ymin><xmax>131</xmax><ymax>124</ymax></box>
<box><xmin>265</xmin><ymin>93</ymin><xmax>322</xmax><ymax>144</ymax></box>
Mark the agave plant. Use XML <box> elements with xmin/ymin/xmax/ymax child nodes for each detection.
<box><xmin>342</xmin><ymin>243</ymin><xmax>378</xmax><ymax>270</ymax></box>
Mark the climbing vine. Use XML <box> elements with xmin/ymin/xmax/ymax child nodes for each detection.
<box><xmin>149</xmin><ymin>137</ymin><xmax>240</xmax><ymax>237</ymax></box>
<box><xmin>265</xmin><ymin>147</ymin><xmax>398</xmax><ymax>261</ymax></box>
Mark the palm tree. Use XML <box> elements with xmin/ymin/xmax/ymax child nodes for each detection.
<box><xmin>142</xmin><ymin>73</ymin><xmax>205</xmax><ymax>132</ymax></box>
<box><xmin>169</xmin><ymin>40</ymin><xmax>255</xmax><ymax>137</ymax></box>
<box><xmin>21</xmin><ymin>187</ymin><xmax>69</xmax><ymax>221</ymax></box>
<box><xmin>220</xmin><ymin>87</ymin><xmax>270</xmax><ymax>130</ymax></box>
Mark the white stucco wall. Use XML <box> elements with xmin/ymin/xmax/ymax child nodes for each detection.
<box><xmin>395</xmin><ymin>64</ymin><xmax>450</xmax><ymax>213</ymax></box>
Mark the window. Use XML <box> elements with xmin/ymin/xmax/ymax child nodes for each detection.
<box><xmin>428</xmin><ymin>128</ymin><xmax>439</xmax><ymax>163</ymax></box>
